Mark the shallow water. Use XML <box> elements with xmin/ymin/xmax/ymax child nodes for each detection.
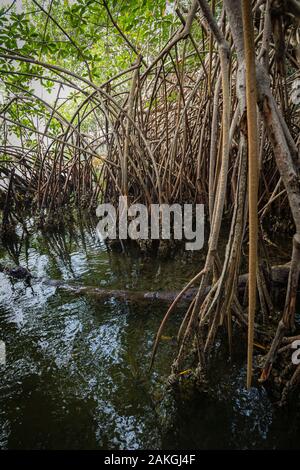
<box><xmin>0</xmin><ymin>220</ymin><xmax>299</xmax><ymax>450</ymax></box>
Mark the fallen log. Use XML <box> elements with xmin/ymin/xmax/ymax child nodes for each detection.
<box><xmin>42</xmin><ymin>262</ymin><xmax>295</xmax><ymax>304</ymax></box>
<box><xmin>0</xmin><ymin>261</ymin><xmax>295</xmax><ymax>304</ymax></box>
<box><xmin>60</xmin><ymin>285</ymin><xmax>199</xmax><ymax>303</ymax></box>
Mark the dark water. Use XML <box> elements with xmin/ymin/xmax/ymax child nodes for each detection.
<box><xmin>0</xmin><ymin>219</ymin><xmax>299</xmax><ymax>450</ymax></box>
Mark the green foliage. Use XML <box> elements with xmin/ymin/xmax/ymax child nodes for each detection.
<box><xmin>0</xmin><ymin>0</ymin><xmax>181</xmax><ymax>143</ymax></box>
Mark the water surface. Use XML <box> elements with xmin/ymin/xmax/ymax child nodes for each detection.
<box><xmin>0</xmin><ymin>220</ymin><xmax>299</xmax><ymax>449</ymax></box>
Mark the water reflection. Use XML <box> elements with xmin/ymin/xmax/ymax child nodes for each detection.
<box><xmin>0</xmin><ymin>219</ymin><xmax>299</xmax><ymax>449</ymax></box>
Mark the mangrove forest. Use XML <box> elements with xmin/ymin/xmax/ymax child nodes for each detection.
<box><xmin>0</xmin><ymin>0</ymin><xmax>300</xmax><ymax>452</ymax></box>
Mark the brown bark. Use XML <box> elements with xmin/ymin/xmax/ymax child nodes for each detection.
<box><xmin>242</xmin><ymin>0</ymin><xmax>259</xmax><ymax>389</ymax></box>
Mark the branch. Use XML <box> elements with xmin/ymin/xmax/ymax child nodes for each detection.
<box><xmin>102</xmin><ymin>0</ymin><xmax>147</xmax><ymax>67</ymax></box>
<box><xmin>31</xmin><ymin>0</ymin><xmax>93</xmax><ymax>81</ymax></box>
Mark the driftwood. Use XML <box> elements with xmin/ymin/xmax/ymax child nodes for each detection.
<box><xmin>42</xmin><ymin>262</ymin><xmax>294</xmax><ymax>304</ymax></box>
